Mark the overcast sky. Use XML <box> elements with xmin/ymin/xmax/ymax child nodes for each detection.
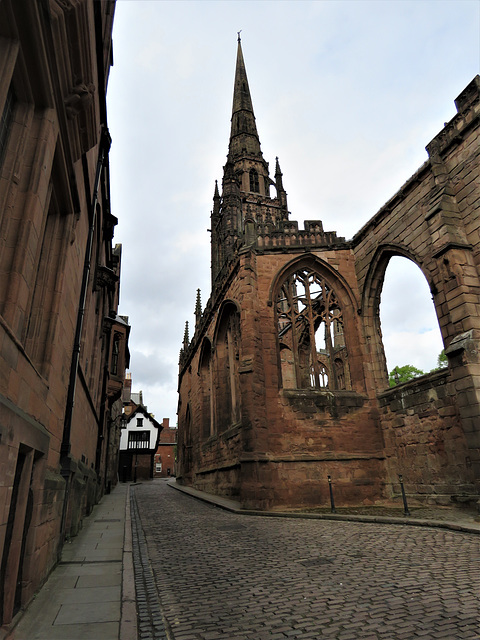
<box><xmin>107</xmin><ymin>0</ymin><xmax>480</xmax><ymax>422</ymax></box>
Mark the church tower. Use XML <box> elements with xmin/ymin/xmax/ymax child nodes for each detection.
<box><xmin>177</xmin><ymin>39</ymin><xmax>388</xmax><ymax>510</ymax></box>
<box><xmin>211</xmin><ymin>36</ymin><xmax>289</xmax><ymax>285</ymax></box>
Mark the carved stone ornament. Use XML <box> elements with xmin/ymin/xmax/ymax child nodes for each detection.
<box><xmin>65</xmin><ymin>82</ymin><xmax>96</xmax><ymax>119</ymax></box>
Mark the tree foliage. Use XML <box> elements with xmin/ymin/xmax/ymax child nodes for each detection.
<box><xmin>389</xmin><ymin>364</ymin><xmax>424</xmax><ymax>387</ymax></box>
<box><xmin>436</xmin><ymin>349</ymin><xmax>447</xmax><ymax>369</ymax></box>
<box><xmin>389</xmin><ymin>351</ymin><xmax>448</xmax><ymax>387</ymax></box>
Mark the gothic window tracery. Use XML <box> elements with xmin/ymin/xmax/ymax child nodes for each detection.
<box><xmin>249</xmin><ymin>168</ymin><xmax>259</xmax><ymax>193</ymax></box>
<box><xmin>276</xmin><ymin>267</ymin><xmax>350</xmax><ymax>390</ymax></box>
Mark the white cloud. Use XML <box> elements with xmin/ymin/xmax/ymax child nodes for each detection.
<box><xmin>383</xmin><ymin>330</ymin><xmax>445</xmax><ymax>374</ymax></box>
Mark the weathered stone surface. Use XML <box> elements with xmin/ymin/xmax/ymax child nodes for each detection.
<box><xmin>178</xmin><ymin>45</ymin><xmax>480</xmax><ymax>510</ymax></box>
<box><xmin>0</xmin><ymin>1</ymin><xmax>128</xmax><ymax>626</ymax></box>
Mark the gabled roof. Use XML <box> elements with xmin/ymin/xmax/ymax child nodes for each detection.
<box><xmin>126</xmin><ymin>404</ymin><xmax>163</xmax><ymax>432</ymax></box>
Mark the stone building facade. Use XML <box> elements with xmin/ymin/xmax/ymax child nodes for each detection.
<box><xmin>177</xmin><ymin>38</ymin><xmax>480</xmax><ymax>511</ymax></box>
<box><xmin>154</xmin><ymin>418</ymin><xmax>177</xmax><ymax>478</ymax></box>
<box><xmin>0</xmin><ymin>0</ymin><xmax>129</xmax><ymax>626</ymax></box>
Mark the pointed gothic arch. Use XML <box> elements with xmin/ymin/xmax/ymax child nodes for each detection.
<box><xmin>271</xmin><ymin>256</ymin><xmax>357</xmax><ymax>391</ymax></box>
<box><xmin>361</xmin><ymin>243</ymin><xmax>444</xmax><ymax>388</ymax></box>
<box><xmin>213</xmin><ymin>301</ymin><xmax>241</xmax><ymax>431</ymax></box>
<box><xmin>249</xmin><ymin>168</ymin><xmax>259</xmax><ymax>193</ymax></box>
<box><xmin>180</xmin><ymin>404</ymin><xmax>192</xmax><ymax>476</ymax></box>
<box><xmin>244</xmin><ymin>218</ymin><xmax>256</xmax><ymax>246</ymax></box>
<box><xmin>198</xmin><ymin>338</ymin><xmax>213</xmax><ymax>439</ymax></box>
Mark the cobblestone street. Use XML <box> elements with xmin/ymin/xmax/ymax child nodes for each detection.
<box><xmin>132</xmin><ymin>480</ymin><xmax>480</xmax><ymax>640</ymax></box>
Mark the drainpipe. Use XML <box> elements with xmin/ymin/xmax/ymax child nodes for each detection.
<box><xmin>59</xmin><ymin>127</ymin><xmax>111</xmax><ymax>544</ymax></box>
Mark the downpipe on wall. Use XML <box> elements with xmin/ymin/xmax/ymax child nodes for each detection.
<box><xmin>59</xmin><ymin>127</ymin><xmax>112</xmax><ymax>548</ymax></box>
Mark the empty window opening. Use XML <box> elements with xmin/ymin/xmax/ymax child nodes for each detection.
<box><xmin>380</xmin><ymin>256</ymin><xmax>444</xmax><ymax>380</ymax></box>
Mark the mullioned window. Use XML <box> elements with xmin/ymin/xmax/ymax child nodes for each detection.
<box><xmin>276</xmin><ymin>267</ymin><xmax>350</xmax><ymax>390</ymax></box>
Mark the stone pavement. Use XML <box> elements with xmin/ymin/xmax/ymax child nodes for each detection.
<box><xmin>5</xmin><ymin>482</ymin><xmax>136</xmax><ymax>640</ymax></box>
<box><xmin>170</xmin><ymin>481</ymin><xmax>480</xmax><ymax>534</ymax></box>
<box><xmin>5</xmin><ymin>478</ymin><xmax>480</xmax><ymax>640</ymax></box>
<box><xmin>135</xmin><ymin>480</ymin><xmax>480</xmax><ymax>640</ymax></box>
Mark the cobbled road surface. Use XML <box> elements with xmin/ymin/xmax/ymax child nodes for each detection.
<box><xmin>133</xmin><ymin>480</ymin><xmax>480</xmax><ymax>640</ymax></box>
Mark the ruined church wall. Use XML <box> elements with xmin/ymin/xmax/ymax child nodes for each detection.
<box><xmin>177</xmin><ymin>257</ymin><xmax>262</xmax><ymax>499</ymax></box>
<box><xmin>179</xmin><ymin>73</ymin><xmax>480</xmax><ymax>509</ymax></box>
<box><xmin>178</xmin><ymin>246</ymin><xmax>389</xmax><ymax>507</ymax></box>
<box><xmin>236</xmin><ymin>250</ymin><xmax>387</xmax><ymax>509</ymax></box>
<box><xmin>353</xmin><ymin>76</ymin><xmax>480</xmax><ymax>497</ymax></box>
<box><xmin>378</xmin><ymin>370</ymin><xmax>474</xmax><ymax>502</ymax></box>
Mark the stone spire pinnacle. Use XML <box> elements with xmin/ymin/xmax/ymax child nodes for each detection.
<box><xmin>275</xmin><ymin>157</ymin><xmax>284</xmax><ymax>191</ymax></box>
<box><xmin>182</xmin><ymin>321</ymin><xmax>189</xmax><ymax>350</ymax></box>
<box><xmin>214</xmin><ymin>180</ymin><xmax>220</xmax><ymax>198</ymax></box>
<box><xmin>195</xmin><ymin>289</ymin><xmax>202</xmax><ymax>328</ymax></box>
<box><xmin>275</xmin><ymin>155</ymin><xmax>288</xmax><ymax>210</ymax></box>
<box><xmin>228</xmin><ymin>36</ymin><xmax>263</xmax><ymax>162</ymax></box>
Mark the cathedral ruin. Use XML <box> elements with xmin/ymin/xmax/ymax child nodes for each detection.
<box><xmin>177</xmin><ymin>38</ymin><xmax>480</xmax><ymax>511</ymax></box>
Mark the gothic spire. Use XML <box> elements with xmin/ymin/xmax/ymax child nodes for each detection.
<box><xmin>275</xmin><ymin>157</ymin><xmax>284</xmax><ymax>191</ymax></box>
<box><xmin>228</xmin><ymin>37</ymin><xmax>263</xmax><ymax>162</ymax></box>
<box><xmin>275</xmin><ymin>155</ymin><xmax>288</xmax><ymax>210</ymax></box>
<box><xmin>182</xmin><ymin>321</ymin><xmax>189</xmax><ymax>350</ymax></box>
<box><xmin>195</xmin><ymin>289</ymin><xmax>202</xmax><ymax>328</ymax></box>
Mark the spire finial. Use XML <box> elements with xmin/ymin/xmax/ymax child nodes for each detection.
<box><xmin>275</xmin><ymin>156</ymin><xmax>284</xmax><ymax>190</ymax></box>
<box><xmin>195</xmin><ymin>289</ymin><xmax>202</xmax><ymax>328</ymax></box>
<box><xmin>237</xmin><ymin>30</ymin><xmax>242</xmax><ymax>43</ymax></box>
<box><xmin>183</xmin><ymin>321</ymin><xmax>189</xmax><ymax>349</ymax></box>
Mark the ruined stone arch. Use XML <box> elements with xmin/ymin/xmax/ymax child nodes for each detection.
<box><xmin>213</xmin><ymin>300</ymin><xmax>242</xmax><ymax>431</ymax></box>
<box><xmin>179</xmin><ymin>403</ymin><xmax>192</xmax><ymax>477</ymax></box>
<box><xmin>360</xmin><ymin>243</ymin><xmax>442</xmax><ymax>388</ymax></box>
<box><xmin>198</xmin><ymin>337</ymin><xmax>213</xmax><ymax>439</ymax></box>
<box><xmin>244</xmin><ymin>218</ymin><xmax>256</xmax><ymax>245</ymax></box>
<box><xmin>270</xmin><ymin>255</ymin><xmax>359</xmax><ymax>392</ymax></box>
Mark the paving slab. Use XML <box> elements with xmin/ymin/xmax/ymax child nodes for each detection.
<box><xmin>77</xmin><ymin>572</ymin><xmax>123</xmax><ymax>588</ymax></box>
<box><xmin>55</xmin><ymin>585</ymin><xmax>121</xmax><ymax>605</ymax></box>
<box><xmin>54</xmin><ymin>600</ymin><xmax>119</xmax><ymax>625</ymax></box>
<box><xmin>28</xmin><ymin>621</ymin><xmax>119</xmax><ymax>640</ymax></box>
<box><xmin>6</xmin><ymin>483</ymin><xmax>135</xmax><ymax>640</ymax></box>
<box><xmin>54</xmin><ymin>560</ymin><xmax>122</xmax><ymax>577</ymax></box>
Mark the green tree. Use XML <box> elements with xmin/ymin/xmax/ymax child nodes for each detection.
<box><xmin>389</xmin><ymin>364</ymin><xmax>424</xmax><ymax>387</ymax></box>
<box><xmin>437</xmin><ymin>349</ymin><xmax>447</xmax><ymax>369</ymax></box>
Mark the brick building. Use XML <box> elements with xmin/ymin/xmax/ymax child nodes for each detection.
<box><xmin>0</xmin><ymin>0</ymin><xmax>129</xmax><ymax>625</ymax></box>
<box><xmin>177</xmin><ymin>38</ymin><xmax>480</xmax><ymax>511</ymax></box>
<box><xmin>154</xmin><ymin>418</ymin><xmax>177</xmax><ymax>478</ymax></box>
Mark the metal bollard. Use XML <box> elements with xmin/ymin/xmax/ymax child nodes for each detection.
<box><xmin>327</xmin><ymin>475</ymin><xmax>336</xmax><ymax>513</ymax></box>
<box><xmin>398</xmin><ymin>474</ymin><xmax>410</xmax><ymax>516</ymax></box>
